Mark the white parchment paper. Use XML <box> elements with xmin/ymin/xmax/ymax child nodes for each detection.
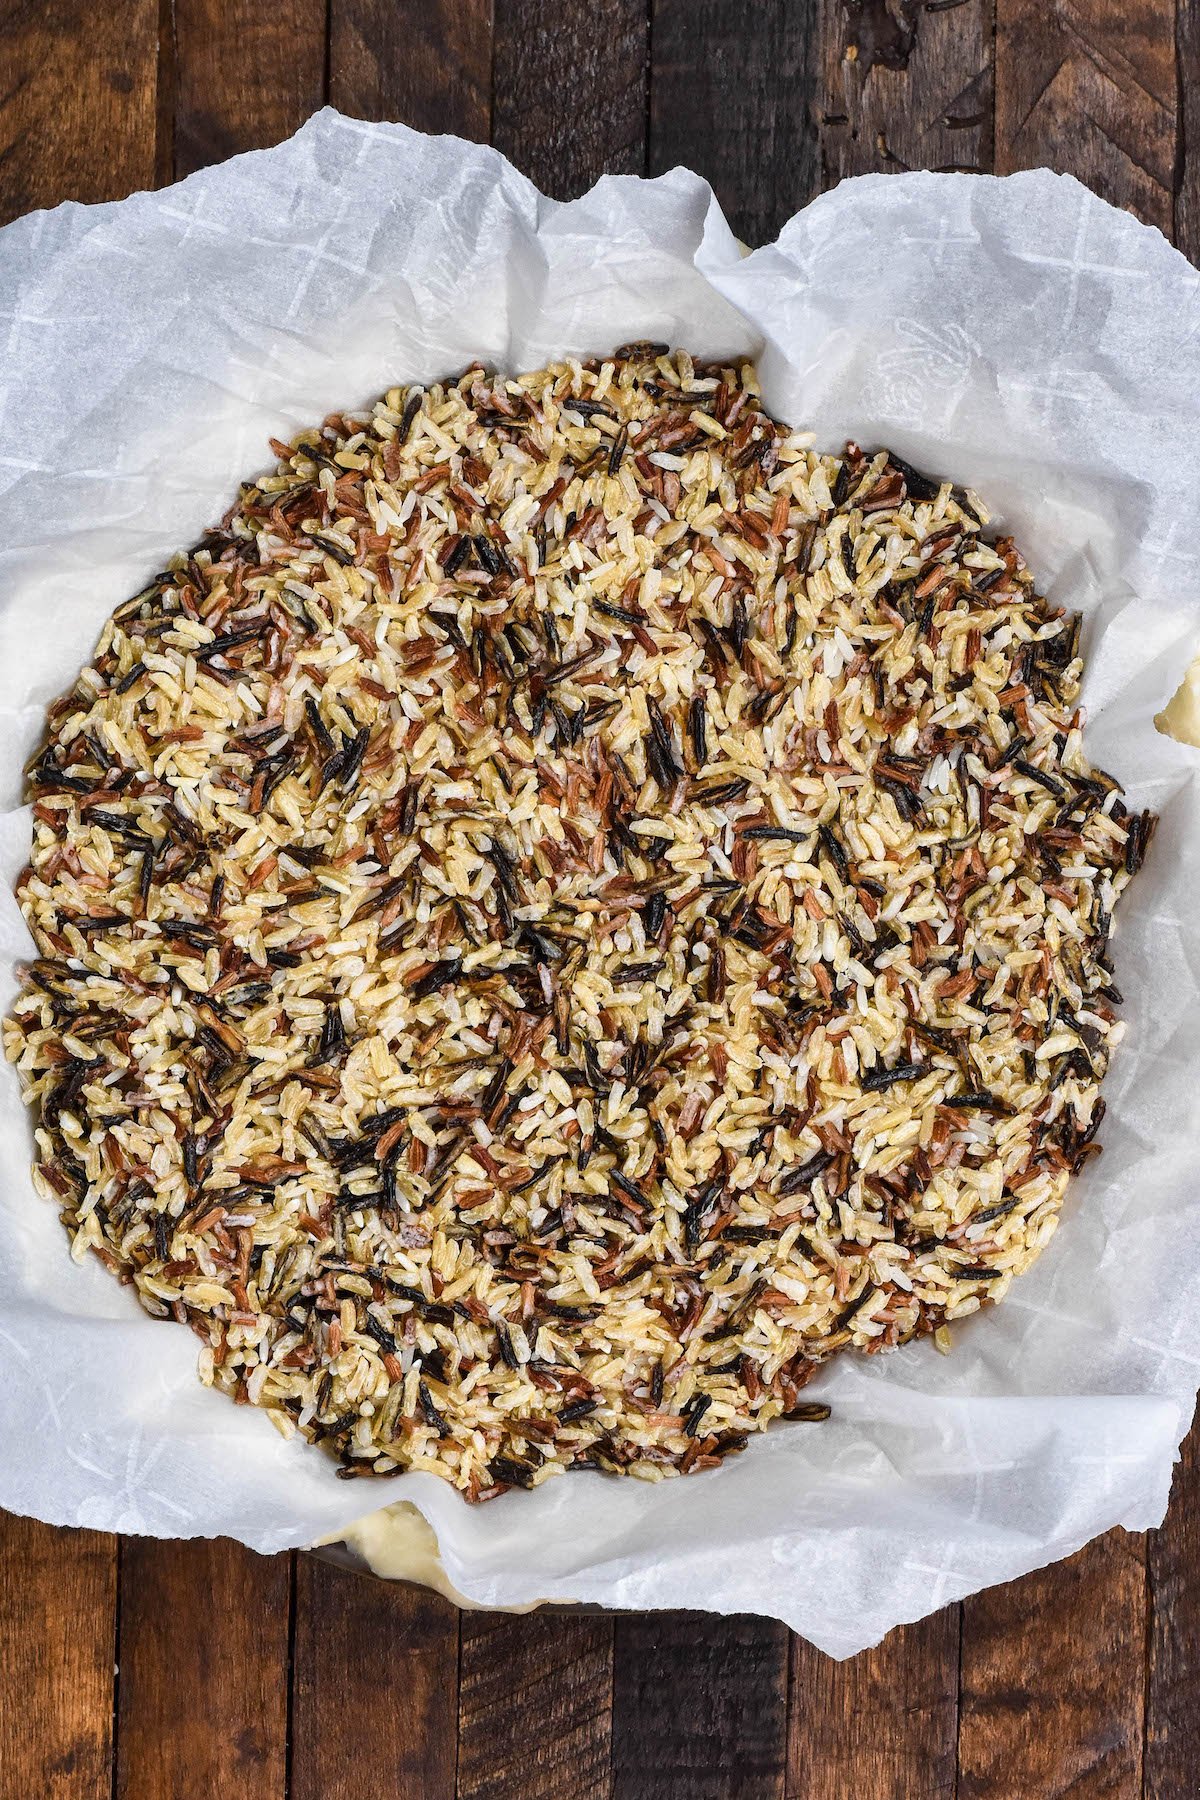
<box><xmin>1</xmin><ymin>111</ymin><xmax>1199</xmax><ymax>1658</ymax></box>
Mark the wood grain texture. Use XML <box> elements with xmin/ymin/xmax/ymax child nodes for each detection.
<box><xmin>1175</xmin><ymin>0</ymin><xmax>1200</xmax><ymax>260</ymax></box>
<box><xmin>329</xmin><ymin>0</ymin><xmax>493</xmax><ymax>139</ymax></box>
<box><xmin>787</xmin><ymin>1608</ymin><xmax>959</xmax><ymax>1800</ymax></box>
<box><xmin>491</xmin><ymin>0</ymin><xmax>649</xmax><ymax>197</ymax></box>
<box><xmin>995</xmin><ymin>0</ymin><xmax>1176</xmax><ymax>231</ymax></box>
<box><xmin>458</xmin><ymin>1612</ymin><xmax>613</xmax><ymax>1800</ymax></box>
<box><xmin>291</xmin><ymin>1556</ymin><xmax>459</xmax><ymax>1800</ymax></box>
<box><xmin>0</xmin><ymin>0</ymin><xmax>161</xmax><ymax>224</ymax></box>
<box><xmin>611</xmin><ymin>1613</ymin><xmax>789</xmax><ymax>1800</ymax></box>
<box><xmin>959</xmin><ymin>1533</ymin><xmax>1147</xmax><ymax>1799</ymax></box>
<box><xmin>818</xmin><ymin>0</ymin><xmax>993</xmax><ymax>182</ymax></box>
<box><xmin>170</xmin><ymin>0</ymin><xmax>328</xmax><ymax>177</ymax></box>
<box><xmin>649</xmin><ymin>0</ymin><xmax>820</xmax><ymax>245</ymax></box>
<box><xmin>1146</xmin><ymin>1421</ymin><xmax>1200</xmax><ymax>1800</ymax></box>
<box><xmin>0</xmin><ymin>1516</ymin><xmax>116</xmax><ymax>1800</ymax></box>
<box><xmin>114</xmin><ymin>1538</ymin><xmax>290</xmax><ymax>1800</ymax></box>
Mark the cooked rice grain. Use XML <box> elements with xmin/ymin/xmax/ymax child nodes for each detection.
<box><xmin>4</xmin><ymin>348</ymin><xmax>1151</xmax><ymax>1498</ymax></box>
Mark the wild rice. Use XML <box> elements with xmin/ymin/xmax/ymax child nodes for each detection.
<box><xmin>4</xmin><ymin>347</ymin><xmax>1152</xmax><ymax>1498</ymax></box>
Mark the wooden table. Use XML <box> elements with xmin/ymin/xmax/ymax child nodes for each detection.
<box><xmin>0</xmin><ymin>3</ymin><xmax>1196</xmax><ymax>1796</ymax></box>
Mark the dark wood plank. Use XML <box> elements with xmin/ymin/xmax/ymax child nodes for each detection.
<box><xmin>0</xmin><ymin>0</ymin><xmax>161</xmax><ymax>224</ymax></box>
<box><xmin>817</xmin><ymin>0</ymin><xmax>993</xmax><ymax>183</ymax></box>
<box><xmin>995</xmin><ymin>0</ymin><xmax>1176</xmax><ymax>232</ymax></box>
<box><xmin>491</xmin><ymin>0</ymin><xmax>649</xmax><ymax>198</ymax></box>
<box><xmin>114</xmin><ymin>1538</ymin><xmax>290</xmax><ymax>1800</ymax></box>
<box><xmin>291</xmin><ymin>1555</ymin><xmax>459</xmax><ymax>1800</ymax></box>
<box><xmin>611</xmin><ymin>1612</ymin><xmax>789</xmax><ymax>1800</ymax></box>
<box><xmin>329</xmin><ymin>0</ymin><xmax>492</xmax><ymax>140</ymax></box>
<box><xmin>637</xmin><ymin>20</ymin><xmax>819</xmax><ymax>1779</ymax></box>
<box><xmin>1137</xmin><ymin>11</ymin><xmax>1195</xmax><ymax>1767</ymax></box>
<box><xmin>621</xmin><ymin>13</ymin><xmax>809</xmax><ymax>1792</ymax></box>
<box><xmin>786</xmin><ymin>1608</ymin><xmax>959</xmax><ymax>1800</ymax></box>
<box><xmin>0</xmin><ymin>1515</ymin><xmax>117</xmax><ymax>1800</ymax></box>
<box><xmin>649</xmin><ymin>0</ymin><xmax>821</xmax><ymax>244</ymax></box>
<box><xmin>967</xmin><ymin>11</ymin><xmax>1177</xmax><ymax>1796</ymax></box>
<box><xmin>1176</xmin><ymin>0</ymin><xmax>1200</xmax><ymax>261</ymax></box>
<box><xmin>0</xmin><ymin>10</ymin><xmax>154</xmax><ymax>1786</ymax></box>
<box><xmin>458</xmin><ymin>1612</ymin><xmax>613</xmax><ymax>1800</ymax></box>
<box><xmin>959</xmin><ymin>1533</ymin><xmax>1147</xmax><ymax>1799</ymax></box>
<box><xmin>1146</xmin><ymin>1419</ymin><xmax>1200</xmax><ymax>1799</ymax></box>
<box><xmin>170</xmin><ymin>0</ymin><xmax>328</xmax><ymax>178</ymax></box>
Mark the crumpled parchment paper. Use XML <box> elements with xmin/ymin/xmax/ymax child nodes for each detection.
<box><xmin>1</xmin><ymin>109</ymin><xmax>1198</xmax><ymax>1659</ymax></box>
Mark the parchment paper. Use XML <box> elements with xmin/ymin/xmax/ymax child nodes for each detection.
<box><xmin>1</xmin><ymin>111</ymin><xmax>1198</xmax><ymax>1658</ymax></box>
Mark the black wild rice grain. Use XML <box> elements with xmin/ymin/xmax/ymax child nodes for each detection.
<box><xmin>861</xmin><ymin>1062</ymin><xmax>926</xmax><ymax>1093</ymax></box>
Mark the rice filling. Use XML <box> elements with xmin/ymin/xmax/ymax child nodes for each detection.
<box><xmin>4</xmin><ymin>346</ymin><xmax>1150</xmax><ymax>1499</ymax></box>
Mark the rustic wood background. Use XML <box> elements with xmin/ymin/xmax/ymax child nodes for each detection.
<box><xmin>0</xmin><ymin>2</ymin><xmax>1196</xmax><ymax>1796</ymax></box>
